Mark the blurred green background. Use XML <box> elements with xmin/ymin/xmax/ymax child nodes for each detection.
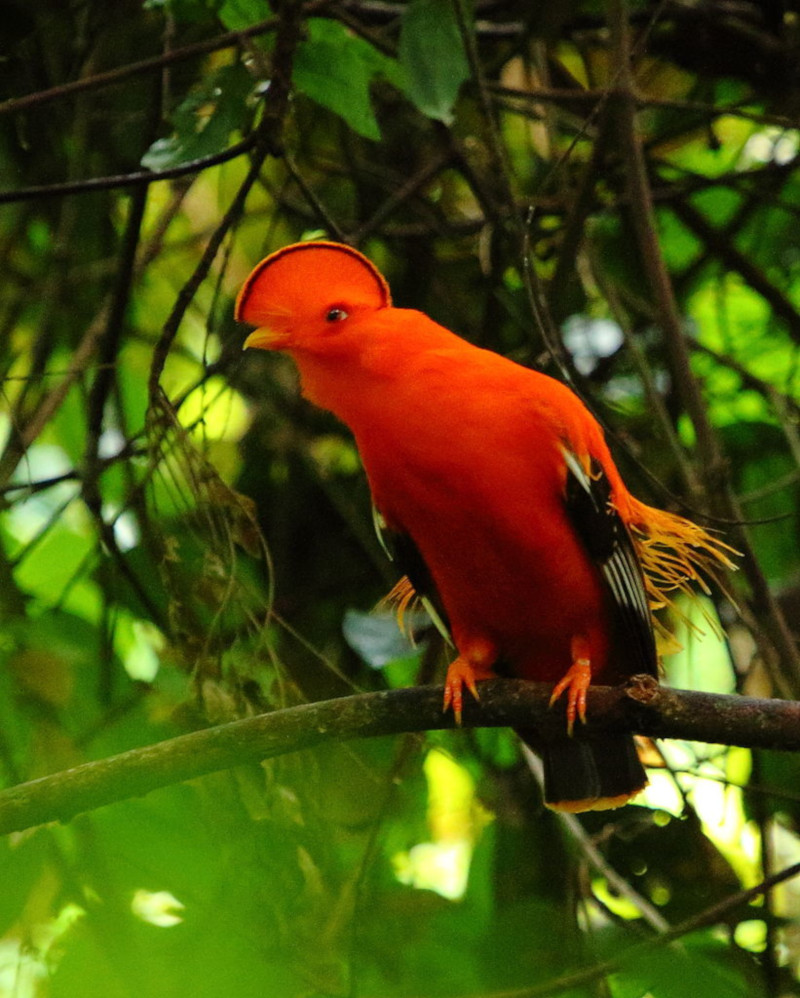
<box><xmin>2</xmin><ymin>0</ymin><xmax>800</xmax><ymax>994</ymax></box>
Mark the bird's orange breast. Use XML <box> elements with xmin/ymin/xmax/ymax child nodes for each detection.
<box><xmin>355</xmin><ymin>375</ymin><xmax>613</xmax><ymax>683</ymax></box>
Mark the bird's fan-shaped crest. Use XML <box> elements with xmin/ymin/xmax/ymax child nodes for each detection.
<box><xmin>235</xmin><ymin>241</ymin><xmax>392</xmax><ymax>326</ymax></box>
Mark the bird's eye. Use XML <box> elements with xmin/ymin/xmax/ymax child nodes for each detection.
<box><xmin>326</xmin><ymin>307</ymin><xmax>349</xmax><ymax>323</ymax></box>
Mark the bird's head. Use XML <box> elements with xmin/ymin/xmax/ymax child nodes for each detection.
<box><xmin>236</xmin><ymin>241</ymin><xmax>392</xmax><ymax>355</ymax></box>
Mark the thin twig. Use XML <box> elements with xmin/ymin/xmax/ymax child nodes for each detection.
<box><xmin>519</xmin><ymin>744</ymin><xmax>671</xmax><ymax>935</ymax></box>
<box><xmin>671</xmin><ymin>197</ymin><xmax>800</xmax><ymax>348</ymax></box>
<box><xmin>0</xmin><ymin>133</ymin><xmax>258</xmax><ymax>204</ymax></box>
<box><xmin>489</xmin><ymin>859</ymin><xmax>800</xmax><ymax>997</ymax></box>
<box><xmin>0</xmin><ymin>9</ymin><xmax>324</xmax><ymax>120</ymax></box>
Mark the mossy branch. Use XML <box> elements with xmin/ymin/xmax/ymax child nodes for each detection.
<box><xmin>1</xmin><ymin>677</ymin><xmax>799</xmax><ymax>836</ymax></box>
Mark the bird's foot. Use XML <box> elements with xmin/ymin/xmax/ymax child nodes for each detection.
<box><xmin>442</xmin><ymin>642</ymin><xmax>496</xmax><ymax>725</ymax></box>
<box><xmin>549</xmin><ymin>636</ymin><xmax>592</xmax><ymax>736</ymax></box>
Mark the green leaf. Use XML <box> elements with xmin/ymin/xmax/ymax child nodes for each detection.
<box><xmin>141</xmin><ymin>62</ymin><xmax>253</xmax><ymax>170</ymax></box>
<box><xmin>13</xmin><ymin>521</ymin><xmax>96</xmax><ymax>611</ymax></box>
<box><xmin>0</xmin><ymin>831</ymin><xmax>49</xmax><ymax>937</ymax></box>
<box><xmin>606</xmin><ymin>929</ymin><xmax>765</xmax><ymax>998</ymax></box>
<box><xmin>49</xmin><ymin>787</ymin><xmax>311</xmax><ymax>998</ymax></box>
<box><xmin>294</xmin><ymin>19</ymin><xmax>403</xmax><ymax>141</ymax></box>
<box><xmin>398</xmin><ymin>0</ymin><xmax>470</xmax><ymax>124</ymax></box>
<box><xmin>216</xmin><ymin>0</ymin><xmax>267</xmax><ymax>31</ymax></box>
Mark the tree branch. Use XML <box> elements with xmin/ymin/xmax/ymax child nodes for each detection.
<box><xmin>1</xmin><ymin>677</ymin><xmax>799</xmax><ymax>837</ymax></box>
<box><xmin>0</xmin><ymin>7</ymin><xmax>325</xmax><ymax>121</ymax></box>
<box><xmin>505</xmin><ymin>857</ymin><xmax>800</xmax><ymax>998</ymax></box>
<box><xmin>0</xmin><ymin>133</ymin><xmax>259</xmax><ymax>205</ymax></box>
<box><xmin>147</xmin><ymin>0</ymin><xmax>303</xmax><ymax>406</ymax></box>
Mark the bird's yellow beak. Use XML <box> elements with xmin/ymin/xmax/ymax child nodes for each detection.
<box><xmin>242</xmin><ymin>327</ymin><xmax>283</xmax><ymax>351</ymax></box>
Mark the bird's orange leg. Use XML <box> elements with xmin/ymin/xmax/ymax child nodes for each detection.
<box><xmin>549</xmin><ymin>635</ymin><xmax>592</xmax><ymax>736</ymax></box>
<box><xmin>442</xmin><ymin>638</ymin><xmax>497</xmax><ymax>725</ymax></box>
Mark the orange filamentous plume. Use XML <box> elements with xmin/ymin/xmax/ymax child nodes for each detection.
<box><xmin>382</xmin><ymin>576</ymin><xmax>418</xmax><ymax>636</ymax></box>
<box><xmin>627</xmin><ymin>498</ymin><xmax>738</xmax><ymax>636</ymax></box>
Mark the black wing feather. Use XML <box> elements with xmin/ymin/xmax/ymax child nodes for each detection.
<box><xmin>372</xmin><ymin>505</ymin><xmax>452</xmax><ymax>643</ymax></box>
<box><xmin>561</xmin><ymin>448</ymin><xmax>658</xmax><ymax>678</ymax></box>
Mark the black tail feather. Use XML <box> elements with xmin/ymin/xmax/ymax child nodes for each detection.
<box><xmin>516</xmin><ymin>729</ymin><xmax>648</xmax><ymax>813</ymax></box>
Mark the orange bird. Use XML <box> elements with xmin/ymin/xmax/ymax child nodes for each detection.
<box><xmin>237</xmin><ymin>241</ymin><xmax>734</xmax><ymax>812</ymax></box>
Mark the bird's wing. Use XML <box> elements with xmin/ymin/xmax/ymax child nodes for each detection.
<box><xmin>561</xmin><ymin>447</ymin><xmax>658</xmax><ymax>678</ymax></box>
<box><xmin>372</xmin><ymin>504</ymin><xmax>452</xmax><ymax>644</ymax></box>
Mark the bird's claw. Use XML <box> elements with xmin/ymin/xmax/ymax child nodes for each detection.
<box><xmin>549</xmin><ymin>645</ymin><xmax>592</xmax><ymax>736</ymax></box>
<box><xmin>442</xmin><ymin>655</ymin><xmax>494</xmax><ymax>725</ymax></box>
